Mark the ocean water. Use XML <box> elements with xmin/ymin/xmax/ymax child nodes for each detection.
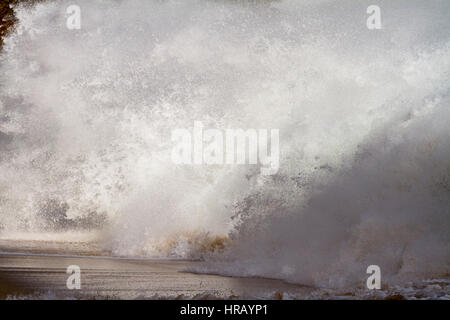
<box><xmin>0</xmin><ymin>0</ymin><xmax>449</xmax><ymax>292</ymax></box>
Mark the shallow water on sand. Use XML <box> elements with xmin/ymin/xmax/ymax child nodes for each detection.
<box><xmin>0</xmin><ymin>240</ymin><xmax>448</xmax><ymax>300</ymax></box>
<box><xmin>0</xmin><ymin>251</ymin><xmax>314</xmax><ymax>300</ymax></box>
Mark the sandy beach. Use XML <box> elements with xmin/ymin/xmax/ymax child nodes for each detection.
<box><xmin>0</xmin><ymin>244</ymin><xmax>313</xmax><ymax>299</ymax></box>
<box><xmin>0</xmin><ymin>0</ymin><xmax>449</xmax><ymax>302</ymax></box>
<box><xmin>1</xmin><ymin>240</ymin><xmax>449</xmax><ymax>300</ymax></box>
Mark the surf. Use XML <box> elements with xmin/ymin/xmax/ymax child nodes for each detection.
<box><xmin>0</xmin><ymin>0</ymin><xmax>449</xmax><ymax>289</ymax></box>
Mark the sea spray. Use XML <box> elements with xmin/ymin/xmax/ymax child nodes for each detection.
<box><xmin>0</xmin><ymin>0</ymin><xmax>449</xmax><ymax>288</ymax></box>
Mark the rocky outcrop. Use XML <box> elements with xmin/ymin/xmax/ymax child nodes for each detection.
<box><xmin>0</xmin><ymin>0</ymin><xmax>17</xmax><ymax>47</ymax></box>
<box><xmin>0</xmin><ymin>0</ymin><xmax>45</xmax><ymax>48</ymax></box>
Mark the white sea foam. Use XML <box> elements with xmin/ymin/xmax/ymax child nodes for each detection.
<box><xmin>0</xmin><ymin>0</ymin><xmax>449</xmax><ymax>288</ymax></box>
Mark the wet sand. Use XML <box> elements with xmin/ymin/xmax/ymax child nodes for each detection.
<box><xmin>0</xmin><ymin>251</ymin><xmax>313</xmax><ymax>299</ymax></box>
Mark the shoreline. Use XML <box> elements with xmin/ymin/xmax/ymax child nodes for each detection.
<box><xmin>0</xmin><ymin>240</ymin><xmax>448</xmax><ymax>300</ymax></box>
<box><xmin>0</xmin><ymin>250</ymin><xmax>314</xmax><ymax>300</ymax></box>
